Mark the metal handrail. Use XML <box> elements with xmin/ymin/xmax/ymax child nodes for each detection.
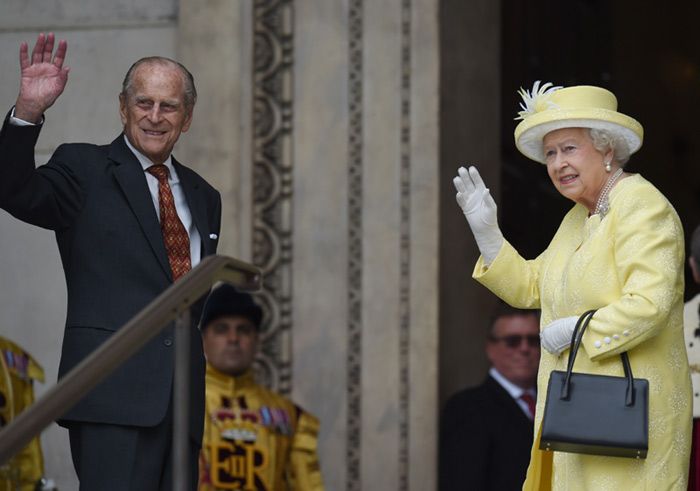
<box><xmin>0</xmin><ymin>254</ymin><xmax>261</xmax><ymax>472</ymax></box>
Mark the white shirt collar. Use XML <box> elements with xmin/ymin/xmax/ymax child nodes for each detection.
<box><xmin>123</xmin><ymin>135</ymin><xmax>178</xmax><ymax>182</ymax></box>
<box><xmin>489</xmin><ymin>367</ymin><xmax>534</xmax><ymax>399</ymax></box>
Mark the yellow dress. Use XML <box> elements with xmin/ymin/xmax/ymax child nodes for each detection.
<box><xmin>199</xmin><ymin>365</ymin><xmax>324</xmax><ymax>491</ymax></box>
<box><xmin>474</xmin><ymin>174</ymin><xmax>691</xmax><ymax>490</ymax></box>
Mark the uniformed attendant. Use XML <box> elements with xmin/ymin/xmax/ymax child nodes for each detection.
<box><xmin>0</xmin><ymin>336</ymin><xmax>51</xmax><ymax>491</ymax></box>
<box><xmin>685</xmin><ymin>224</ymin><xmax>700</xmax><ymax>490</ymax></box>
<box><xmin>198</xmin><ymin>284</ymin><xmax>324</xmax><ymax>491</ymax></box>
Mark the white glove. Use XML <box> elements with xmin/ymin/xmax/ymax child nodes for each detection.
<box><xmin>453</xmin><ymin>166</ymin><xmax>503</xmax><ymax>264</ymax></box>
<box><xmin>540</xmin><ymin>316</ymin><xmax>579</xmax><ymax>355</ymax></box>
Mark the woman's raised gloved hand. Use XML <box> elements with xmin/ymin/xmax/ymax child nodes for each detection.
<box><xmin>453</xmin><ymin>166</ymin><xmax>504</xmax><ymax>265</ymax></box>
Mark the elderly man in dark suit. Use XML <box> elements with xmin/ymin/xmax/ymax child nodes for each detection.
<box><xmin>439</xmin><ymin>303</ymin><xmax>540</xmax><ymax>491</ymax></box>
<box><xmin>0</xmin><ymin>33</ymin><xmax>221</xmax><ymax>489</ymax></box>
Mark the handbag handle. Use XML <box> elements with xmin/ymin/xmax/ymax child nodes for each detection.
<box><xmin>560</xmin><ymin>309</ymin><xmax>636</xmax><ymax>407</ymax></box>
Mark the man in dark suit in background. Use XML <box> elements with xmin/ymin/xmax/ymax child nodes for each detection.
<box><xmin>439</xmin><ymin>303</ymin><xmax>540</xmax><ymax>491</ymax></box>
<box><xmin>0</xmin><ymin>33</ymin><xmax>221</xmax><ymax>489</ymax></box>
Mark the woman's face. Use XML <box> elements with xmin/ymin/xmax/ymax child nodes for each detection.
<box><xmin>543</xmin><ymin>127</ymin><xmax>613</xmax><ymax>212</ymax></box>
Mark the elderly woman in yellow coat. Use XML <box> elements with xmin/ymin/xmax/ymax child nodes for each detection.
<box><xmin>453</xmin><ymin>82</ymin><xmax>691</xmax><ymax>490</ymax></box>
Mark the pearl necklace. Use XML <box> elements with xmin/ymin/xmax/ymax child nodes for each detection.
<box><xmin>593</xmin><ymin>167</ymin><xmax>623</xmax><ymax>218</ymax></box>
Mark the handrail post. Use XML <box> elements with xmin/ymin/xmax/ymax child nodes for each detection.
<box><xmin>173</xmin><ymin>309</ymin><xmax>191</xmax><ymax>491</ymax></box>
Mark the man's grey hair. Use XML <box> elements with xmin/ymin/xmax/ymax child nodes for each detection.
<box><xmin>120</xmin><ymin>56</ymin><xmax>197</xmax><ymax>111</ymax></box>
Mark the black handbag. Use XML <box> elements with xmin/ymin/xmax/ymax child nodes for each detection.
<box><xmin>539</xmin><ymin>309</ymin><xmax>649</xmax><ymax>459</ymax></box>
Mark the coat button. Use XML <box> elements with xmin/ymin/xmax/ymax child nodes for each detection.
<box><xmin>164</xmin><ymin>338</ymin><xmax>173</xmax><ymax>347</ymax></box>
<box><xmin>613</xmin><ymin>334</ymin><xmax>620</xmax><ymax>340</ymax></box>
<box><xmin>604</xmin><ymin>336</ymin><xmax>612</xmax><ymax>344</ymax></box>
<box><xmin>623</xmin><ymin>330</ymin><xmax>630</xmax><ymax>336</ymax></box>
<box><xmin>594</xmin><ymin>340</ymin><xmax>602</xmax><ymax>348</ymax></box>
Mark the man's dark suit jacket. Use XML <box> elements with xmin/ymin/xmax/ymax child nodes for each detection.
<box><xmin>0</xmin><ymin>114</ymin><xmax>221</xmax><ymax>441</ymax></box>
<box><xmin>439</xmin><ymin>375</ymin><xmax>534</xmax><ymax>491</ymax></box>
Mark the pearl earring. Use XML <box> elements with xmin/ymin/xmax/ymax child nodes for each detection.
<box><xmin>604</xmin><ymin>160</ymin><xmax>612</xmax><ymax>172</ymax></box>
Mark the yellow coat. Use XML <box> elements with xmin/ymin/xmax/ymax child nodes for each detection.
<box><xmin>474</xmin><ymin>175</ymin><xmax>691</xmax><ymax>490</ymax></box>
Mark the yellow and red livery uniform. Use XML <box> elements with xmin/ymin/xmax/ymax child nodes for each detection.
<box><xmin>0</xmin><ymin>336</ymin><xmax>45</xmax><ymax>491</ymax></box>
<box><xmin>198</xmin><ymin>364</ymin><xmax>324</xmax><ymax>491</ymax></box>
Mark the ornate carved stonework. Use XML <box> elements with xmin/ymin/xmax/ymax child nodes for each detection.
<box><xmin>347</xmin><ymin>0</ymin><xmax>364</xmax><ymax>488</ymax></box>
<box><xmin>398</xmin><ymin>2</ymin><xmax>412</xmax><ymax>489</ymax></box>
<box><xmin>345</xmin><ymin>1</ymin><xmax>413</xmax><ymax>488</ymax></box>
<box><xmin>251</xmin><ymin>1</ymin><xmax>415</xmax><ymax>488</ymax></box>
<box><xmin>252</xmin><ymin>0</ymin><xmax>294</xmax><ymax>394</ymax></box>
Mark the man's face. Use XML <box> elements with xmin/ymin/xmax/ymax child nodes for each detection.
<box><xmin>486</xmin><ymin>314</ymin><xmax>540</xmax><ymax>389</ymax></box>
<box><xmin>202</xmin><ymin>315</ymin><xmax>259</xmax><ymax>377</ymax></box>
<box><xmin>119</xmin><ymin>63</ymin><xmax>193</xmax><ymax>165</ymax></box>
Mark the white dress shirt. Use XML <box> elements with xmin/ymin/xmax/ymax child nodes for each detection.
<box><xmin>489</xmin><ymin>367</ymin><xmax>536</xmax><ymax>419</ymax></box>
<box><xmin>123</xmin><ymin>136</ymin><xmax>201</xmax><ymax>268</ymax></box>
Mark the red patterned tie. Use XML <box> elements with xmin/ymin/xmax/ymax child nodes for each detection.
<box><xmin>520</xmin><ymin>392</ymin><xmax>536</xmax><ymax>420</ymax></box>
<box><xmin>147</xmin><ymin>165</ymin><xmax>191</xmax><ymax>281</ymax></box>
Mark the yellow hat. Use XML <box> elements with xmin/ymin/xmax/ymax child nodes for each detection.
<box><xmin>513</xmin><ymin>81</ymin><xmax>644</xmax><ymax>163</ymax></box>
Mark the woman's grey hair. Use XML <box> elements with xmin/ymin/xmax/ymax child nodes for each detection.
<box><xmin>120</xmin><ymin>57</ymin><xmax>197</xmax><ymax>111</ymax></box>
<box><xmin>588</xmin><ymin>128</ymin><xmax>632</xmax><ymax>166</ymax></box>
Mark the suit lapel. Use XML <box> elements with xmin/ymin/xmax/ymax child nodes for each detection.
<box><xmin>109</xmin><ymin>135</ymin><xmax>173</xmax><ymax>281</ymax></box>
<box><xmin>174</xmin><ymin>158</ymin><xmax>212</xmax><ymax>257</ymax></box>
<box><xmin>485</xmin><ymin>375</ymin><xmax>533</xmax><ymax>425</ymax></box>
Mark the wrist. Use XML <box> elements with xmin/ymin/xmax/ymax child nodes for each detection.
<box><xmin>13</xmin><ymin>99</ymin><xmax>44</xmax><ymax>124</ymax></box>
<box><xmin>477</xmin><ymin>230</ymin><xmax>503</xmax><ymax>265</ymax></box>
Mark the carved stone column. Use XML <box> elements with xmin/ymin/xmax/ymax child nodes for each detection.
<box><xmin>293</xmin><ymin>1</ymin><xmax>439</xmax><ymax>489</ymax></box>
